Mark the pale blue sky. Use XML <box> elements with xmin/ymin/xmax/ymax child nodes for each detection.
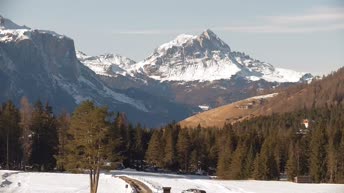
<box><xmin>0</xmin><ymin>0</ymin><xmax>343</xmax><ymax>75</ymax></box>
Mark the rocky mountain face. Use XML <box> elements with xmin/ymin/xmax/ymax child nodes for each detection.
<box><xmin>0</xmin><ymin>16</ymin><xmax>193</xmax><ymax>127</ymax></box>
<box><xmin>79</xmin><ymin>30</ymin><xmax>313</xmax><ymax>111</ymax></box>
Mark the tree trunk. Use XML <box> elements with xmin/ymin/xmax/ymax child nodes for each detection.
<box><xmin>90</xmin><ymin>169</ymin><xmax>94</xmax><ymax>193</ymax></box>
<box><xmin>6</xmin><ymin>131</ymin><xmax>9</xmax><ymax>169</ymax></box>
<box><xmin>90</xmin><ymin>167</ymin><xmax>100</xmax><ymax>193</ymax></box>
<box><xmin>94</xmin><ymin>166</ymin><xmax>100</xmax><ymax>193</ymax></box>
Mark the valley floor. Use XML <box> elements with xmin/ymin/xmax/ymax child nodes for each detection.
<box><xmin>1</xmin><ymin>169</ymin><xmax>344</xmax><ymax>193</ymax></box>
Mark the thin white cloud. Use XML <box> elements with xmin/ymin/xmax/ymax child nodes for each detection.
<box><xmin>113</xmin><ymin>6</ymin><xmax>344</xmax><ymax>35</ymax></box>
<box><xmin>115</xmin><ymin>30</ymin><xmax>166</xmax><ymax>35</ymax></box>
<box><xmin>266</xmin><ymin>7</ymin><xmax>344</xmax><ymax>24</ymax></box>
<box><xmin>213</xmin><ymin>23</ymin><xmax>344</xmax><ymax>34</ymax></box>
<box><xmin>113</xmin><ymin>28</ymin><xmax>202</xmax><ymax>35</ymax></box>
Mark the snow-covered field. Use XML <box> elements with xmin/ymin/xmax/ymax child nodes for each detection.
<box><xmin>112</xmin><ymin>170</ymin><xmax>344</xmax><ymax>193</ymax></box>
<box><xmin>0</xmin><ymin>170</ymin><xmax>133</xmax><ymax>193</ymax></box>
<box><xmin>1</xmin><ymin>169</ymin><xmax>344</xmax><ymax>193</ymax></box>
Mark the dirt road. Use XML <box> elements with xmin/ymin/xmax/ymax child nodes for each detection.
<box><xmin>119</xmin><ymin>176</ymin><xmax>152</xmax><ymax>193</ymax></box>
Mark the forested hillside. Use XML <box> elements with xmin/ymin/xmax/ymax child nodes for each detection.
<box><xmin>261</xmin><ymin>67</ymin><xmax>344</xmax><ymax>114</ymax></box>
<box><xmin>180</xmin><ymin>67</ymin><xmax>344</xmax><ymax>128</ymax></box>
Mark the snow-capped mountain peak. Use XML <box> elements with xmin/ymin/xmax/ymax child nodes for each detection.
<box><xmin>197</xmin><ymin>29</ymin><xmax>231</xmax><ymax>52</ymax></box>
<box><xmin>157</xmin><ymin>34</ymin><xmax>196</xmax><ymax>53</ymax></box>
<box><xmin>131</xmin><ymin>30</ymin><xmax>244</xmax><ymax>82</ymax></box>
<box><xmin>126</xmin><ymin>29</ymin><xmax>313</xmax><ymax>83</ymax></box>
<box><xmin>77</xmin><ymin>51</ymin><xmax>136</xmax><ymax>77</ymax></box>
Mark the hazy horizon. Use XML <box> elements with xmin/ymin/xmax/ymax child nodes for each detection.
<box><xmin>1</xmin><ymin>0</ymin><xmax>343</xmax><ymax>75</ymax></box>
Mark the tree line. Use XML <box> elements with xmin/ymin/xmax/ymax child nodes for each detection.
<box><xmin>0</xmin><ymin>98</ymin><xmax>344</xmax><ymax>184</ymax></box>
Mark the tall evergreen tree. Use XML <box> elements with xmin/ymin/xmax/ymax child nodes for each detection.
<box><xmin>337</xmin><ymin>130</ymin><xmax>344</xmax><ymax>183</ymax></box>
<box><xmin>229</xmin><ymin>145</ymin><xmax>246</xmax><ymax>179</ymax></box>
<box><xmin>286</xmin><ymin>143</ymin><xmax>297</xmax><ymax>181</ymax></box>
<box><xmin>309</xmin><ymin>125</ymin><xmax>328</xmax><ymax>183</ymax></box>
<box><xmin>64</xmin><ymin>101</ymin><xmax>114</xmax><ymax>193</ymax></box>
<box><xmin>253</xmin><ymin>153</ymin><xmax>263</xmax><ymax>179</ymax></box>
<box><xmin>55</xmin><ymin>112</ymin><xmax>70</xmax><ymax>171</ymax></box>
<box><xmin>163</xmin><ymin>126</ymin><xmax>177</xmax><ymax>169</ymax></box>
<box><xmin>19</xmin><ymin>97</ymin><xmax>33</xmax><ymax>170</ymax></box>
<box><xmin>0</xmin><ymin>101</ymin><xmax>21</xmax><ymax>169</ymax></box>
<box><xmin>30</xmin><ymin>101</ymin><xmax>58</xmax><ymax>171</ymax></box>
<box><xmin>177</xmin><ymin>130</ymin><xmax>191</xmax><ymax>172</ymax></box>
<box><xmin>145</xmin><ymin>130</ymin><xmax>163</xmax><ymax>167</ymax></box>
<box><xmin>132</xmin><ymin>124</ymin><xmax>145</xmax><ymax>170</ymax></box>
<box><xmin>256</xmin><ymin>137</ymin><xmax>279</xmax><ymax>180</ymax></box>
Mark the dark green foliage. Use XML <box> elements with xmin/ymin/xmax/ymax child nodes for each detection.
<box><xmin>55</xmin><ymin>112</ymin><xmax>70</xmax><ymax>171</ymax></box>
<box><xmin>30</xmin><ymin>101</ymin><xmax>58</xmax><ymax>171</ymax></box>
<box><xmin>286</xmin><ymin>144</ymin><xmax>297</xmax><ymax>180</ymax></box>
<box><xmin>145</xmin><ymin>130</ymin><xmax>163</xmax><ymax>167</ymax></box>
<box><xmin>162</xmin><ymin>125</ymin><xmax>178</xmax><ymax>170</ymax></box>
<box><xmin>176</xmin><ymin>130</ymin><xmax>191</xmax><ymax>172</ymax></box>
<box><xmin>0</xmin><ymin>101</ymin><xmax>21</xmax><ymax>169</ymax></box>
<box><xmin>309</xmin><ymin>125</ymin><xmax>328</xmax><ymax>182</ymax></box>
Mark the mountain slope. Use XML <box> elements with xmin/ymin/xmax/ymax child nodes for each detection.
<box><xmin>179</xmin><ymin>67</ymin><xmax>344</xmax><ymax>128</ymax></box>
<box><xmin>179</xmin><ymin>93</ymin><xmax>278</xmax><ymax>128</ymax></box>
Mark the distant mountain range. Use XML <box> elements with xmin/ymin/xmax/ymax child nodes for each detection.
<box><xmin>79</xmin><ymin>29</ymin><xmax>312</xmax><ymax>83</ymax></box>
<box><xmin>0</xmin><ymin>16</ymin><xmax>315</xmax><ymax>127</ymax></box>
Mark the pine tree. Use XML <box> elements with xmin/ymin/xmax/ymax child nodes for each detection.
<box><xmin>19</xmin><ymin>97</ymin><xmax>33</xmax><ymax>170</ymax></box>
<box><xmin>30</xmin><ymin>101</ymin><xmax>58</xmax><ymax>171</ymax></box>
<box><xmin>243</xmin><ymin>145</ymin><xmax>255</xmax><ymax>178</ymax></box>
<box><xmin>327</xmin><ymin>141</ymin><xmax>336</xmax><ymax>183</ymax></box>
<box><xmin>257</xmin><ymin>137</ymin><xmax>279</xmax><ymax>180</ymax></box>
<box><xmin>0</xmin><ymin>101</ymin><xmax>21</xmax><ymax>169</ymax></box>
<box><xmin>132</xmin><ymin>124</ymin><xmax>145</xmax><ymax>170</ymax></box>
<box><xmin>337</xmin><ymin>130</ymin><xmax>344</xmax><ymax>183</ymax></box>
<box><xmin>286</xmin><ymin>144</ymin><xmax>297</xmax><ymax>181</ymax></box>
<box><xmin>163</xmin><ymin>126</ymin><xmax>177</xmax><ymax>170</ymax></box>
<box><xmin>216</xmin><ymin>126</ymin><xmax>236</xmax><ymax>179</ymax></box>
<box><xmin>64</xmin><ymin>101</ymin><xmax>113</xmax><ymax>193</ymax></box>
<box><xmin>55</xmin><ymin>112</ymin><xmax>70</xmax><ymax>171</ymax></box>
<box><xmin>177</xmin><ymin>130</ymin><xmax>191</xmax><ymax>172</ymax></box>
<box><xmin>309</xmin><ymin>125</ymin><xmax>328</xmax><ymax>183</ymax></box>
<box><xmin>253</xmin><ymin>153</ymin><xmax>263</xmax><ymax>179</ymax></box>
<box><xmin>145</xmin><ymin>130</ymin><xmax>163</xmax><ymax>167</ymax></box>
<box><xmin>189</xmin><ymin>149</ymin><xmax>199</xmax><ymax>172</ymax></box>
<box><xmin>229</xmin><ymin>145</ymin><xmax>246</xmax><ymax>179</ymax></box>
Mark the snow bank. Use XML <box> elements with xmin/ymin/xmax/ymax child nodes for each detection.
<box><xmin>0</xmin><ymin>170</ymin><xmax>133</xmax><ymax>193</ymax></box>
<box><xmin>111</xmin><ymin>170</ymin><xmax>344</xmax><ymax>193</ymax></box>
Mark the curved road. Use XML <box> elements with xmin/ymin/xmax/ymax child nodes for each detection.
<box><xmin>119</xmin><ymin>176</ymin><xmax>152</xmax><ymax>193</ymax></box>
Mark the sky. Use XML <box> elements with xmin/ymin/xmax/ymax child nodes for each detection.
<box><xmin>0</xmin><ymin>0</ymin><xmax>343</xmax><ymax>75</ymax></box>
